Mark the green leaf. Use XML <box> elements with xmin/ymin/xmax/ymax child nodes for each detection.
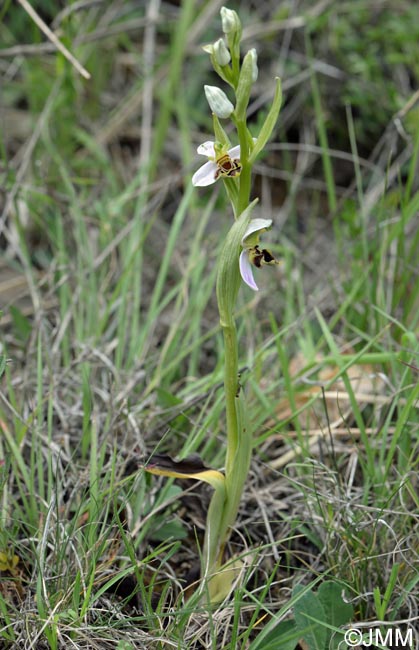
<box><xmin>213</xmin><ymin>113</ymin><xmax>231</xmax><ymax>147</ymax></box>
<box><xmin>250</xmin><ymin>619</ymin><xmax>299</xmax><ymax>650</ymax></box>
<box><xmin>150</xmin><ymin>518</ymin><xmax>188</xmax><ymax>542</ymax></box>
<box><xmin>144</xmin><ymin>453</ymin><xmax>225</xmax><ymax>491</ymax></box>
<box><xmin>116</xmin><ymin>641</ymin><xmax>135</xmax><ymax>650</ymax></box>
<box><xmin>293</xmin><ymin>584</ymin><xmax>327</xmax><ymax>650</ymax></box>
<box><xmin>249</xmin><ymin>78</ymin><xmax>282</xmax><ymax>164</ymax></box>
<box><xmin>317</xmin><ymin>581</ymin><xmax>354</xmax><ymax>649</ymax></box>
<box><xmin>156</xmin><ymin>387</ymin><xmax>183</xmax><ymax>408</ymax></box>
<box><xmin>9</xmin><ymin>306</ymin><xmax>32</xmax><ymax>344</ymax></box>
<box><xmin>0</xmin><ymin>355</ymin><xmax>6</xmax><ymax>379</ymax></box>
<box><xmin>155</xmin><ymin>389</ymin><xmax>187</xmax><ymax>430</ymax></box>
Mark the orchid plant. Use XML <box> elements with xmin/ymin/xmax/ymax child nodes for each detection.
<box><xmin>146</xmin><ymin>7</ymin><xmax>282</xmax><ymax>601</ymax></box>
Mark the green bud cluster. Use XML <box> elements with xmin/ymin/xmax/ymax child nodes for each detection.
<box><xmin>202</xmin><ymin>6</ymin><xmax>282</xmax><ymax>209</ymax></box>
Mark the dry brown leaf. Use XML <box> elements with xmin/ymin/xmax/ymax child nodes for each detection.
<box><xmin>265</xmin><ymin>350</ymin><xmax>389</xmax><ymax>468</ymax></box>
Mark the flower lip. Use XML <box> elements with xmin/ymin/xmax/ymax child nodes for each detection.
<box><xmin>192</xmin><ymin>141</ymin><xmax>242</xmax><ymax>187</ymax></box>
<box><xmin>192</xmin><ymin>160</ymin><xmax>219</xmax><ymax>187</ymax></box>
<box><xmin>239</xmin><ymin>218</ymin><xmax>277</xmax><ymax>291</ymax></box>
<box><xmin>192</xmin><ymin>137</ymin><xmax>258</xmax><ymax>187</ymax></box>
<box><xmin>239</xmin><ymin>250</ymin><xmax>259</xmax><ymax>291</ymax></box>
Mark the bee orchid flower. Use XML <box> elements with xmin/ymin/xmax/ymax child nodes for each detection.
<box><xmin>239</xmin><ymin>218</ymin><xmax>278</xmax><ymax>291</ymax></box>
<box><xmin>192</xmin><ymin>141</ymin><xmax>242</xmax><ymax>187</ymax></box>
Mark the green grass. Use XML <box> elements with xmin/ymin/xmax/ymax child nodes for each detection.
<box><xmin>1</xmin><ymin>0</ymin><xmax>419</xmax><ymax>648</ymax></box>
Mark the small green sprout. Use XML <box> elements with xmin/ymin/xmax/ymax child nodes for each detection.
<box><xmin>0</xmin><ymin>548</ymin><xmax>20</xmax><ymax>574</ymax></box>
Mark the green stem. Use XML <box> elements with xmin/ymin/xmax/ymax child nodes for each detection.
<box><xmin>235</xmin><ymin>118</ymin><xmax>252</xmax><ymax>215</ymax></box>
<box><xmin>207</xmin><ymin>297</ymin><xmax>251</xmax><ymax>575</ymax></box>
<box><xmin>222</xmin><ymin>320</ymin><xmax>239</xmax><ymax>475</ymax></box>
<box><xmin>237</xmin><ymin>163</ymin><xmax>252</xmax><ymax>215</ymax></box>
<box><xmin>201</xmin><ymin>325</ymin><xmax>240</xmax><ymax>581</ymax></box>
<box><xmin>202</xmin><ymin>478</ymin><xmax>227</xmax><ymax>579</ymax></box>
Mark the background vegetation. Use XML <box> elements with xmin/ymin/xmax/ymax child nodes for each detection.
<box><xmin>1</xmin><ymin>0</ymin><xmax>419</xmax><ymax>648</ymax></box>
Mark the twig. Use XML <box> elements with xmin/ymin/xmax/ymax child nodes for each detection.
<box><xmin>52</xmin><ymin>0</ymin><xmax>104</xmax><ymax>28</ymax></box>
<box><xmin>138</xmin><ymin>0</ymin><xmax>161</xmax><ymax>175</ymax></box>
<box><xmin>0</xmin><ymin>17</ymin><xmax>163</xmax><ymax>57</ymax></box>
<box><xmin>269</xmin><ymin>427</ymin><xmax>397</xmax><ymax>470</ymax></box>
<box><xmin>16</xmin><ymin>0</ymin><xmax>91</xmax><ymax>79</ymax></box>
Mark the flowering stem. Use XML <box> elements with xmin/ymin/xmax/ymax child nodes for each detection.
<box><xmin>192</xmin><ymin>8</ymin><xmax>282</xmax><ymax>600</ymax></box>
<box><xmin>201</xmin><ymin>202</ymin><xmax>256</xmax><ymax>586</ymax></box>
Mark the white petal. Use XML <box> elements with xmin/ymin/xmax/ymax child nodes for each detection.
<box><xmin>239</xmin><ymin>250</ymin><xmax>259</xmax><ymax>291</ymax></box>
<box><xmin>228</xmin><ymin>144</ymin><xmax>241</xmax><ymax>158</ymax></box>
<box><xmin>192</xmin><ymin>161</ymin><xmax>218</xmax><ymax>186</ymax></box>
<box><xmin>242</xmin><ymin>218</ymin><xmax>273</xmax><ymax>245</ymax></box>
<box><xmin>228</xmin><ymin>137</ymin><xmax>256</xmax><ymax>160</ymax></box>
<box><xmin>197</xmin><ymin>141</ymin><xmax>216</xmax><ymax>157</ymax></box>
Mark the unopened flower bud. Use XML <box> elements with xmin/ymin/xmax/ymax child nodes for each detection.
<box><xmin>213</xmin><ymin>38</ymin><xmax>231</xmax><ymax>66</ymax></box>
<box><xmin>220</xmin><ymin>7</ymin><xmax>241</xmax><ymax>34</ymax></box>
<box><xmin>247</xmin><ymin>48</ymin><xmax>258</xmax><ymax>82</ymax></box>
<box><xmin>204</xmin><ymin>85</ymin><xmax>234</xmax><ymax>119</ymax></box>
<box><xmin>235</xmin><ymin>50</ymin><xmax>258</xmax><ymax>119</ymax></box>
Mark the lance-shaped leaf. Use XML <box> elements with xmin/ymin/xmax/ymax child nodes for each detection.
<box><xmin>249</xmin><ymin>77</ymin><xmax>282</xmax><ymax>164</ymax></box>
<box><xmin>212</xmin><ymin>113</ymin><xmax>231</xmax><ymax>148</ymax></box>
<box><xmin>144</xmin><ymin>453</ymin><xmax>225</xmax><ymax>492</ymax></box>
<box><xmin>145</xmin><ymin>453</ymin><xmax>227</xmax><ymax>592</ymax></box>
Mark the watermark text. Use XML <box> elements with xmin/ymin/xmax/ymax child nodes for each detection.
<box><xmin>344</xmin><ymin>627</ymin><xmax>413</xmax><ymax>648</ymax></box>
